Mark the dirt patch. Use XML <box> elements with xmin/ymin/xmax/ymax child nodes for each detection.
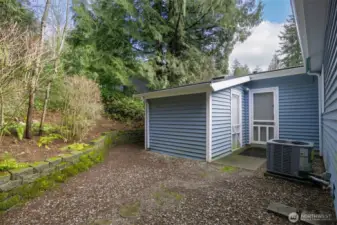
<box><xmin>0</xmin><ymin>145</ymin><xmax>334</xmax><ymax>225</ymax></box>
<box><xmin>0</xmin><ymin>112</ymin><xmax>138</xmax><ymax>162</ymax></box>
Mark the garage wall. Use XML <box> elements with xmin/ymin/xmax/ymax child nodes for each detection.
<box><xmin>148</xmin><ymin>93</ymin><xmax>207</xmax><ymax>160</ymax></box>
<box><xmin>211</xmin><ymin>89</ymin><xmax>231</xmax><ymax>159</ymax></box>
<box><xmin>211</xmin><ymin>85</ymin><xmax>246</xmax><ymax>159</ymax></box>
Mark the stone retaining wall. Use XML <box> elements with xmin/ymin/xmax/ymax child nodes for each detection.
<box><xmin>0</xmin><ymin>129</ymin><xmax>144</xmax><ymax>211</ymax></box>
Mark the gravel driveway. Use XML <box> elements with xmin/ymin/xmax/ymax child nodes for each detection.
<box><xmin>0</xmin><ymin>144</ymin><xmax>334</xmax><ymax>225</ymax></box>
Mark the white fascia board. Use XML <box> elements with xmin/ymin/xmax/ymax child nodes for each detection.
<box><xmin>211</xmin><ymin>76</ymin><xmax>250</xmax><ymax>92</ymax></box>
<box><xmin>291</xmin><ymin>0</ymin><xmax>309</xmax><ymax>69</ymax></box>
<box><xmin>134</xmin><ymin>83</ymin><xmax>212</xmax><ymax>99</ymax></box>
<box><xmin>249</xmin><ymin>67</ymin><xmax>306</xmax><ymax>81</ymax></box>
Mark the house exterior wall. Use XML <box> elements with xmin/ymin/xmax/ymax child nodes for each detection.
<box><xmin>211</xmin><ymin>89</ymin><xmax>231</xmax><ymax>158</ymax></box>
<box><xmin>148</xmin><ymin>93</ymin><xmax>207</xmax><ymax>160</ymax></box>
<box><xmin>322</xmin><ymin>0</ymin><xmax>337</xmax><ymax>208</ymax></box>
<box><xmin>245</xmin><ymin>74</ymin><xmax>319</xmax><ymax>148</ymax></box>
<box><xmin>211</xmin><ymin>85</ymin><xmax>246</xmax><ymax>159</ymax></box>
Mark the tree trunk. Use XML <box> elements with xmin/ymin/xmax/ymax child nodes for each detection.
<box><xmin>0</xmin><ymin>92</ymin><xmax>4</xmax><ymax>127</ymax></box>
<box><xmin>25</xmin><ymin>86</ymin><xmax>35</xmax><ymax>139</ymax></box>
<box><xmin>24</xmin><ymin>0</ymin><xmax>51</xmax><ymax>139</ymax></box>
<box><xmin>38</xmin><ymin>0</ymin><xmax>70</xmax><ymax>136</ymax></box>
<box><xmin>39</xmin><ymin>81</ymin><xmax>51</xmax><ymax>135</ymax></box>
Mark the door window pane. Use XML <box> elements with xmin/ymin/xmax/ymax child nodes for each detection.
<box><xmin>260</xmin><ymin>127</ymin><xmax>267</xmax><ymax>142</ymax></box>
<box><xmin>268</xmin><ymin>127</ymin><xmax>274</xmax><ymax>140</ymax></box>
<box><xmin>253</xmin><ymin>92</ymin><xmax>274</xmax><ymax>120</ymax></box>
<box><xmin>232</xmin><ymin>94</ymin><xmax>240</xmax><ymax>125</ymax></box>
<box><xmin>253</xmin><ymin>126</ymin><xmax>258</xmax><ymax>141</ymax></box>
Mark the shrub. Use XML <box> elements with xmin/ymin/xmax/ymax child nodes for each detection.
<box><xmin>60</xmin><ymin>76</ymin><xmax>102</xmax><ymax>141</ymax></box>
<box><xmin>104</xmin><ymin>92</ymin><xmax>144</xmax><ymax>123</ymax></box>
<box><xmin>0</xmin><ymin>154</ymin><xmax>27</xmax><ymax>171</ymax></box>
<box><xmin>37</xmin><ymin>133</ymin><xmax>66</xmax><ymax>149</ymax></box>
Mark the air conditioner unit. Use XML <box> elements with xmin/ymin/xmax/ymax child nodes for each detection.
<box><xmin>267</xmin><ymin>139</ymin><xmax>314</xmax><ymax>178</ymax></box>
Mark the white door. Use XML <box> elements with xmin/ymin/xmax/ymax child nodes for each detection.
<box><xmin>250</xmin><ymin>87</ymin><xmax>279</xmax><ymax>144</ymax></box>
<box><xmin>231</xmin><ymin>89</ymin><xmax>242</xmax><ymax>150</ymax></box>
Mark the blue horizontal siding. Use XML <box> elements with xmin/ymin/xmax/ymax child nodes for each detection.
<box><xmin>148</xmin><ymin>93</ymin><xmax>206</xmax><ymax>160</ymax></box>
<box><xmin>246</xmin><ymin>74</ymin><xmax>319</xmax><ymax>148</ymax></box>
<box><xmin>211</xmin><ymin>89</ymin><xmax>231</xmax><ymax>158</ymax></box>
<box><xmin>211</xmin><ymin>85</ymin><xmax>246</xmax><ymax>159</ymax></box>
<box><xmin>322</xmin><ymin>0</ymin><xmax>337</xmax><ymax>215</ymax></box>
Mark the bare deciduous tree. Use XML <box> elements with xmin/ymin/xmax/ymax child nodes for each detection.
<box><xmin>0</xmin><ymin>24</ymin><xmax>39</xmax><ymax>127</ymax></box>
<box><xmin>39</xmin><ymin>0</ymin><xmax>71</xmax><ymax>135</ymax></box>
<box><xmin>25</xmin><ymin>0</ymin><xmax>51</xmax><ymax>139</ymax></box>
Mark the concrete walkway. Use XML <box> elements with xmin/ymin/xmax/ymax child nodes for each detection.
<box><xmin>213</xmin><ymin>148</ymin><xmax>266</xmax><ymax>170</ymax></box>
<box><xmin>0</xmin><ymin>144</ymin><xmax>334</xmax><ymax>225</ymax></box>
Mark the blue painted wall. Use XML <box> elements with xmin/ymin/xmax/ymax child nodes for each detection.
<box><xmin>148</xmin><ymin>93</ymin><xmax>206</xmax><ymax>160</ymax></box>
<box><xmin>211</xmin><ymin>89</ymin><xmax>231</xmax><ymax>158</ymax></box>
<box><xmin>211</xmin><ymin>85</ymin><xmax>247</xmax><ymax>159</ymax></box>
<box><xmin>322</xmin><ymin>0</ymin><xmax>337</xmax><ymax>212</ymax></box>
<box><xmin>245</xmin><ymin>74</ymin><xmax>319</xmax><ymax>148</ymax></box>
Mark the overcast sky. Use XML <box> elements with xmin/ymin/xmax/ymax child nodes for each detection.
<box><xmin>229</xmin><ymin>0</ymin><xmax>292</xmax><ymax>71</ymax></box>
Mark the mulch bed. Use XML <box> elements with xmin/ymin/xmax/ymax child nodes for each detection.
<box><xmin>0</xmin><ymin>111</ymin><xmax>139</xmax><ymax>163</ymax></box>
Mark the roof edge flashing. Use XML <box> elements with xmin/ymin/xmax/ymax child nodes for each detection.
<box><xmin>211</xmin><ymin>76</ymin><xmax>251</xmax><ymax>92</ymax></box>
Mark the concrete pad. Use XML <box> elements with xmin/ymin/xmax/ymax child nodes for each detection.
<box><xmin>213</xmin><ymin>154</ymin><xmax>266</xmax><ymax>171</ymax></box>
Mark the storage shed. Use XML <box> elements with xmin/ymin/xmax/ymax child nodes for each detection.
<box><xmin>136</xmin><ymin>67</ymin><xmax>319</xmax><ymax>162</ymax></box>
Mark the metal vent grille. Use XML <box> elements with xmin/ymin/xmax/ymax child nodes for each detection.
<box><xmin>272</xmin><ymin>145</ymin><xmax>283</xmax><ymax>173</ymax></box>
<box><xmin>267</xmin><ymin>139</ymin><xmax>313</xmax><ymax>177</ymax></box>
<box><xmin>282</xmin><ymin>146</ymin><xmax>292</xmax><ymax>174</ymax></box>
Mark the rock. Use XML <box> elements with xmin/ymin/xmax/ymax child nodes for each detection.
<box><xmin>29</xmin><ymin>161</ymin><xmax>50</xmax><ymax>173</ymax></box>
<box><xmin>9</xmin><ymin>167</ymin><xmax>34</xmax><ymax>180</ymax></box>
<box><xmin>45</xmin><ymin>157</ymin><xmax>62</xmax><ymax>167</ymax></box>
<box><xmin>22</xmin><ymin>173</ymin><xmax>40</xmax><ymax>184</ymax></box>
<box><xmin>0</xmin><ymin>172</ymin><xmax>11</xmax><ymax>185</ymax></box>
<box><xmin>0</xmin><ymin>180</ymin><xmax>22</xmax><ymax>191</ymax></box>
<box><xmin>58</xmin><ymin>154</ymin><xmax>78</xmax><ymax>163</ymax></box>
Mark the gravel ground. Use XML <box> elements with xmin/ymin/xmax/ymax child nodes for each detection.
<box><xmin>0</xmin><ymin>144</ymin><xmax>334</xmax><ymax>225</ymax></box>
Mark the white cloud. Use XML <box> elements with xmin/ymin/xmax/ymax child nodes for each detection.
<box><xmin>229</xmin><ymin>21</ymin><xmax>284</xmax><ymax>72</ymax></box>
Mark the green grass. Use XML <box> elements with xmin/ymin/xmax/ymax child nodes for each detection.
<box><xmin>119</xmin><ymin>201</ymin><xmax>140</xmax><ymax>218</ymax></box>
<box><xmin>220</xmin><ymin>166</ymin><xmax>236</xmax><ymax>173</ymax></box>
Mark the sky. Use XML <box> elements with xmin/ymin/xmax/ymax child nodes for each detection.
<box><xmin>228</xmin><ymin>0</ymin><xmax>292</xmax><ymax>72</ymax></box>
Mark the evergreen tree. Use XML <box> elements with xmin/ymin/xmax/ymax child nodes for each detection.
<box><xmin>0</xmin><ymin>0</ymin><xmax>36</xmax><ymax>28</ymax></box>
<box><xmin>232</xmin><ymin>59</ymin><xmax>250</xmax><ymax>76</ymax></box>
<box><xmin>65</xmin><ymin>0</ymin><xmax>263</xmax><ymax>92</ymax></box>
<box><xmin>278</xmin><ymin>15</ymin><xmax>303</xmax><ymax>68</ymax></box>
<box><xmin>268</xmin><ymin>53</ymin><xmax>281</xmax><ymax>71</ymax></box>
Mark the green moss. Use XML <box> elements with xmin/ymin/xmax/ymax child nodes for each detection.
<box><xmin>50</xmin><ymin>171</ymin><xmax>67</xmax><ymax>183</ymax></box>
<box><xmin>0</xmin><ymin>158</ymin><xmax>28</xmax><ymax>172</ymax></box>
<box><xmin>153</xmin><ymin>186</ymin><xmax>183</xmax><ymax>206</ymax></box>
<box><xmin>0</xmin><ymin>192</ymin><xmax>9</xmax><ymax>202</ymax></box>
<box><xmin>61</xmin><ymin>143</ymin><xmax>90</xmax><ymax>151</ymax></box>
<box><xmin>63</xmin><ymin>165</ymin><xmax>79</xmax><ymax>177</ymax></box>
<box><xmin>220</xmin><ymin>166</ymin><xmax>236</xmax><ymax>173</ymax></box>
<box><xmin>119</xmin><ymin>201</ymin><xmax>140</xmax><ymax>218</ymax></box>
<box><xmin>79</xmin><ymin>155</ymin><xmax>94</xmax><ymax>168</ymax></box>
<box><xmin>46</xmin><ymin>157</ymin><xmax>62</xmax><ymax>162</ymax></box>
<box><xmin>0</xmin><ymin>171</ymin><xmax>9</xmax><ymax>177</ymax></box>
<box><xmin>74</xmin><ymin>161</ymin><xmax>89</xmax><ymax>172</ymax></box>
<box><xmin>30</xmin><ymin>161</ymin><xmax>48</xmax><ymax>167</ymax></box>
<box><xmin>0</xmin><ymin>133</ymin><xmax>111</xmax><ymax>212</ymax></box>
<box><xmin>90</xmin><ymin>135</ymin><xmax>105</xmax><ymax>144</ymax></box>
<box><xmin>0</xmin><ymin>195</ymin><xmax>20</xmax><ymax>211</ymax></box>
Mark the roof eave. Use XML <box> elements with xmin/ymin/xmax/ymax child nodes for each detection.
<box><xmin>134</xmin><ymin>83</ymin><xmax>212</xmax><ymax>99</ymax></box>
<box><xmin>291</xmin><ymin>0</ymin><xmax>309</xmax><ymax>71</ymax></box>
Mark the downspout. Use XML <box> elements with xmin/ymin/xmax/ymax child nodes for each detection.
<box><xmin>306</xmin><ymin>57</ymin><xmax>323</xmax><ymax>156</ymax></box>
